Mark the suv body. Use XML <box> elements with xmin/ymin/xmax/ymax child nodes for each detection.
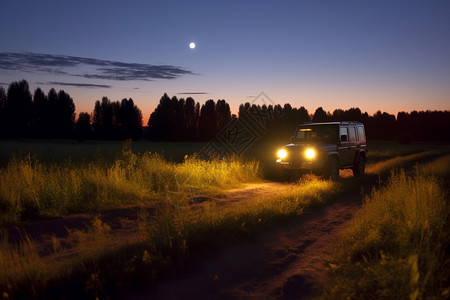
<box><xmin>276</xmin><ymin>121</ymin><xmax>368</xmax><ymax>180</ymax></box>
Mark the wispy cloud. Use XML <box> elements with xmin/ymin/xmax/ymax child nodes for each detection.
<box><xmin>0</xmin><ymin>52</ymin><xmax>194</xmax><ymax>81</ymax></box>
<box><xmin>48</xmin><ymin>81</ymin><xmax>112</xmax><ymax>88</ymax></box>
<box><xmin>177</xmin><ymin>92</ymin><xmax>209</xmax><ymax>95</ymax></box>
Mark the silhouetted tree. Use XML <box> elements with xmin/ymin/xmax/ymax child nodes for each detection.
<box><xmin>199</xmin><ymin>99</ymin><xmax>217</xmax><ymax>141</ymax></box>
<box><xmin>93</xmin><ymin>97</ymin><xmax>114</xmax><ymax>139</ymax></box>
<box><xmin>172</xmin><ymin>96</ymin><xmax>184</xmax><ymax>141</ymax></box>
<box><xmin>184</xmin><ymin>97</ymin><xmax>199</xmax><ymax>141</ymax></box>
<box><xmin>331</xmin><ymin>107</ymin><xmax>363</xmax><ymax>122</ymax></box>
<box><xmin>54</xmin><ymin>90</ymin><xmax>76</xmax><ymax>138</ymax></box>
<box><xmin>75</xmin><ymin>112</ymin><xmax>91</xmax><ymax>141</ymax></box>
<box><xmin>92</xmin><ymin>96</ymin><xmax>141</xmax><ymax>140</ymax></box>
<box><xmin>366</xmin><ymin>111</ymin><xmax>396</xmax><ymax>140</ymax></box>
<box><xmin>117</xmin><ymin>98</ymin><xmax>143</xmax><ymax>140</ymax></box>
<box><xmin>396</xmin><ymin>110</ymin><xmax>450</xmax><ymax>142</ymax></box>
<box><xmin>5</xmin><ymin>80</ymin><xmax>32</xmax><ymax>137</ymax></box>
<box><xmin>0</xmin><ymin>87</ymin><xmax>6</xmax><ymax>137</ymax></box>
<box><xmin>31</xmin><ymin>88</ymin><xmax>50</xmax><ymax>137</ymax></box>
<box><xmin>216</xmin><ymin>99</ymin><xmax>232</xmax><ymax>130</ymax></box>
<box><xmin>148</xmin><ymin>93</ymin><xmax>172</xmax><ymax>141</ymax></box>
<box><xmin>312</xmin><ymin>107</ymin><xmax>329</xmax><ymax>122</ymax></box>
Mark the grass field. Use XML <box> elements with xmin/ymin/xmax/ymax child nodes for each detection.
<box><xmin>0</xmin><ymin>139</ymin><xmax>206</xmax><ymax>165</ymax></box>
<box><xmin>325</xmin><ymin>155</ymin><xmax>450</xmax><ymax>299</ymax></box>
<box><xmin>0</xmin><ymin>139</ymin><xmax>449</xmax><ymax>299</ymax></box>
<box><xmin>0</xmin><ymin>140</ymin><xmax>260</xmax><ymax>225</ymax></box>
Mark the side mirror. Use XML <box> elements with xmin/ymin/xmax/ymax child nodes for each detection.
<box><xmin>290</xmin><ymin>136</ymin><xmax>295</xmax><ymax>143</ymax></box>
<box><xmin>340</xmin><ymin>135</ymin><xmax>348</xmax><ymax>142</ymax></box>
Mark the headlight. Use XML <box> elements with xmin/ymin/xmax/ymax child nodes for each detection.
<box><xmin>277</xmin><ymin>149</ymin><xmax>287</xmax><ymax>159</ymax></box>
<box><xmin>305</xmin><ymin>148</ymin><xmax>315</xmax><ymax>159</ymax></box>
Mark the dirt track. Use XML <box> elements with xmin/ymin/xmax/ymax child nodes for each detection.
<box><xmin>126</xmin><ymin>185</ymin><xmax>362</xmax><ymax>300</ymax></box>
<box><xmin>6</xmin><ymin>181</ymin><xmax>361</xmax><ymax>299</ymax></box>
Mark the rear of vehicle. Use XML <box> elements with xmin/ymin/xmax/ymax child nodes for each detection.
<box><xmin>338</xmin><ymin>122</ymin><xmax>367</xmax><ymax>176</ymax></box>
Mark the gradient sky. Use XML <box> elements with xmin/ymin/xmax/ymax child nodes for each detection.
<box><xmin>1</xmin><ymin>0</ymin><xmax>449</xmax><ymax>120</ymax></box>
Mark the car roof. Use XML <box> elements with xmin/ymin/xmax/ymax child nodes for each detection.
<box><xmin>299</xmin><ymin>121</ymin><xmax>363</xmax><ymax>126</ymax></box>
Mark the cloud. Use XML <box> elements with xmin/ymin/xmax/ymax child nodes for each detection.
<box><xmin>0</xmin><ymin>52</ymin><xmax>194</xmax><ymax>81</ymax></box>
<box><xmin>177</xmin><ymin>92</ymin><xmax>209</xmax><ymax>95</ymax></box>
<box><xmin>48</xmin><ymin>82</ymin><xmax>112</xmax><ymax>88</ymax></box>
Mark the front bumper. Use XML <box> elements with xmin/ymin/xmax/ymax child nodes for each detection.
<box><xmin>276</xmin><ymin>159</ymin><xmax>316</xmax><ymax>170</ymax></box>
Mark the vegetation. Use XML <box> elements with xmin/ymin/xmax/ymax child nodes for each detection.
<box><xmin>325</xmin><ymin>158</ymin><xmax>450</xmax><ymax>299</ymax></box>
<box><xmin>0</xmin><ymin>174</ymin><xmax>340</xmax><ymax>299</ymax></box>
<box><xmin>1</xmin><ymin>79</ymin><xmax>449</xmax><ymax>143</ymax></box>
<box><xmin>0</xmin><ymin>141</ymin><xmax>259</xmax><ymax>225</ymax></box>
<box><xmin>0</xmin><ymin>139</ymin><xmax>448</xmax><ymax>298</ymax></box>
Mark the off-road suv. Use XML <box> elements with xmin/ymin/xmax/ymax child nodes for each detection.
<box><xmin>276</xmin><ymin>121</ymin><xmax>368</xmax><ymax>180</ymax></box>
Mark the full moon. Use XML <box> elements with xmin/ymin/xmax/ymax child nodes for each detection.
<box><xmin>189</xmin><ymin>42</ymin><xmax>196</xmax><ymax>49</ymax></box>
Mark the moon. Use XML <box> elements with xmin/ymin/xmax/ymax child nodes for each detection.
<box><xmin>189</xmin><ymin>42</ymin><xmax>196</xmax><ymax>49</ymax></box>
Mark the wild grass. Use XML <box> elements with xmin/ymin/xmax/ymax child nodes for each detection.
<box><xmin>0</xmin><ymin>174</ymin><xmax>339</xmax><ymax>299</ymax></box>
<box><xmin>326</xmin><ymin>166</ymin><xmax>450</xmax><ymax>299</ymax></box>
<box><xmin>156</xmin><ymin>177</ymin><xmax>339</xmax><ymax>251</ymax></box>
<box><xmin>1</xmin><ymin>140</ymin><xmax>448</xmax><ymax>298</ymax></box>
<box><xmin>365</xmin><ymin>149</ymin><xmax>449</xmax><ymax>176</ymax></box>
<box><xmin>0</xmin><ymin>231</ymin><xmax>50</xmax><ymax>299</ymax></box>
<box><xmin>419</xmin><ymin>154</ymin><xmax>450</xmax><ymax>178</ymax></box>
<box><xmin>0</xmin><ymin>142</ymin><xmax>260</xmax><ymax>225</ymax></box>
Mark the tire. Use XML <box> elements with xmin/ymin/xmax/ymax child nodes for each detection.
<box><xmin>353</xmin><ymin>157</ymin><xmax>365</xmax><ymax>176</ymax></box>
<box><xmin>325</xmin><ymin>158</ymin><xmax>339</xmax><ymax>181</ymax></box>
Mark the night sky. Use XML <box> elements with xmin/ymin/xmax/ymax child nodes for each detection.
<box><xmin>1</xmin><ymin>0</ymin><xmax>449</xmax><ymax>120</ymax></box>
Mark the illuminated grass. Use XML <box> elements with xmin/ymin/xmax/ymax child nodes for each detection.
<box><xmin>0</xmin><ymin>142</ymin><xmax>260</xmax><ymax>225</ymax></box>
<box><xmin>1</xmin><ymin>141</ymin><xmax>448</xmax><ymax>298</ymax></box>
<box><xmin>159</xmin><ymin>177</ymin><xmax>339</xmax><ymax>250</ymax></box>
<box><xmin>0</xmin><ymin>175</ymin><xmax>338</xmax><ymax>299</ymax></box>
<box><xmin>326</xmin><ymin>166</ymin><xmax>450</xmax><ymax>299</ymax></box>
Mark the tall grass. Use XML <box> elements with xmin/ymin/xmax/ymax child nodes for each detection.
<box><xmin>326</xmin><ymin>168</ymin><xmax>449</xmax><ymax>299</ymax></box>
<box><xmin>0</xmin><ymin>175</ymin><xmax>339</xmax><ymax>299</ymax></box>
<box><xmin>0</xmin><ymin>142</ymin><xmax>260</xmax><ymax>225</ymax></box>
<box><xmin>151</xmin><ymin>177</ymin><xmax>339</xmax><ymax>255</ymax></box>
<box><xmin>0</xmin><ymin>230</ymin><xmax>50</xmax><ymax>299</ymax></box>
<box><xmin>419</xmin><ymin>154</ymin><xmax>450</xmax><ymax>178</ymax></box>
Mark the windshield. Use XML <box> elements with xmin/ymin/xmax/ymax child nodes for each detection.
<box><xmin>294</xmin><ymin>125</ymin><xmax>338</xmax><ymax>143</ymax></box>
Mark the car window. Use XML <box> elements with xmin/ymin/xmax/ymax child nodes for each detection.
<box><xmin>357</xmin><ymin>126</ymin><xmax>366</xmax><ymax>141</ymax></box>
<box><xmin>340</xmin><ymin>127</ymin><xmax>348</xmax><ymax>142</ymax></box>
<box><xmin>349</xmin><ymin>126</ymin><xmax>357</xmax><ymax>142</ymax></box>
<box><xmin>295</xmin><ymin>125</ymin><xmax>338</xmax><ymax>143</ymax></box>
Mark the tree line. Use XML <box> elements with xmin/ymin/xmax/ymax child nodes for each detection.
<box><xmin>0</xmin><ymin>80</ymin><xmax>448</xmax><ymax>143</ymax></box>
<box><xmin>147</xmin><ymin>93</ymin><xmax>232</xmax><ymax>141</ymax></box>
<box><xmin>0</xmin><ymin>80</ymin><xmax>143</xmax><ymax>140</ymax></box>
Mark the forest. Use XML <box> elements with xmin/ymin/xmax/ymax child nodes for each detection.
<box><xmin>0</xmin><ymin>80</ymin><xmax>449</xmax><ymax>143</ymax></box>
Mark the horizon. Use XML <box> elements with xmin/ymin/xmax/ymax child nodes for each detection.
<box><xmin>1</xmin><ymin>1</ymin><xmax>449</xmax><ymax>119</ymax></box>
<box><xmin>2</xmin><ymin>79</ymin><xmax>448</xmax><ymax>123</ymax></box>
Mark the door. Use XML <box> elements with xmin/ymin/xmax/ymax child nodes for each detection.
<box><xmin>338</xmin><ymin>126</ymin><xmax>354</xmax><ymax>167</ymax></box>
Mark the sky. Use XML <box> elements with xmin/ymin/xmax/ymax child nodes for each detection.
<box><xmin>1</xmin><ymin>0</ymin><xmax>449</xmax><ymax>121</ymax></box>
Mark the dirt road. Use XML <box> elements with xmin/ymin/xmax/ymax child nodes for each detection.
<box><xmin>126</xmin><ymin>186</ymin><xmax>362</xmax><ymax>300</ymax></box>
<box><xmin>6</xmin><ymin>181</ymin><xmax>361</xmax><ymax>299</ymax></box>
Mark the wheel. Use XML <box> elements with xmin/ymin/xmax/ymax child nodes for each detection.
<box><xmin>353</xmin><ymin>157</ymin><xmax>365</xmax><ymax>176</ymax></box>
<box><xmin>325</xmin><ymin>158</ymin><xmax>339</xmax><ymax>181</ymax></box>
